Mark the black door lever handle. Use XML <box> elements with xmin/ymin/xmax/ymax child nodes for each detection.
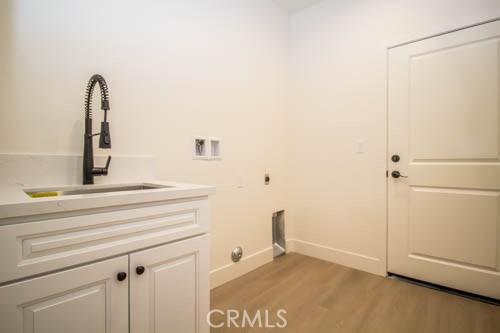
<box><xmin>391</xmin><ymin>171</ymin><xmax>408</xmax><ymax>179</ymax></box>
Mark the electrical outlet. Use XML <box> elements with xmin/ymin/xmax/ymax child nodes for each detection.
<box><xmin>357</xmin><ymin>139</ymin><xmax>366</xmax><ymax>154</ymax></box>
<box><xmin>237</xmin><ymin>175</ymin><xmax>244</xmax><ymax>188</ymax></box>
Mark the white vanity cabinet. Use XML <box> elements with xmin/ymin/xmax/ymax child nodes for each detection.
<box><xmin>0</xmin><ymin>186</ymin><xmax>212</xmax><ymax>333</ymax></box>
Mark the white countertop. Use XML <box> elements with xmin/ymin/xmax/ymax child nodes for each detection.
<box><xmin>0</xmin><ymin>181</ymin><xmax>215</xmax><ymax>221</ymax></box>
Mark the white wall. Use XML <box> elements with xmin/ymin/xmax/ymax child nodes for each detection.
<box><xmin>0</xmin><ymin>0</ymin><xmax>290</xmax><ymax>287</ymax></box>
<box><xmin>289</xmin><ymin>0</ymin><xmax>500</xmax><ymax>275</ymax></box>
<box><xmin>2</xmin><ymin>0</ymin><xmax>500</xmax><ymax>287</ymax></box>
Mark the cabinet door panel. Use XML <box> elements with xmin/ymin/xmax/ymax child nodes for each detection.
<box><xmin>130</xmin><ymin>235</ymin><xmax>209</xmax><ymax>333</ymax></box>
<box><xmin>0</xmin><ymin>256</ymin><xmax>128</xmax><ymax>333</ymax></box>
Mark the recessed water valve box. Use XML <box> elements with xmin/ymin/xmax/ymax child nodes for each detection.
<box><xmin>193</xmin><ymin>137</ymin><xmax>222</xmax><ymax>160</ymax></box>
<box><xmin>194</xmin><ymin>137</ymin><xmax>207</xmax><ymax>159</ymax></box>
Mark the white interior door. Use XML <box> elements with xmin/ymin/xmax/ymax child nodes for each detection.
<box><xmin>388</xmin><ymin>20</ymin><xmax>500</xmax><ymax>299</ymax></box>
<box><xmin>130</xmin><ymin>235</ymin><xmax>209</xmax><ymax>333</ymax></box>
<box><xmin>0</xmin><ymin>256</ymin><xmax>129</xmax><ymax>333</ymax></box>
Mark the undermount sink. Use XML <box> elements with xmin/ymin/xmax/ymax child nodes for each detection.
<box><xmin>25</xmin><ymin>183</ymin><xmax>172</xmax><ymax>198</ymax></box>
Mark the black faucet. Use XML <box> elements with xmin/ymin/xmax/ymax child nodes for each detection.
<box><xmin>83</xmin><ymin>74</ymin><xmax>112</xmax><ymax>185</ymax></box>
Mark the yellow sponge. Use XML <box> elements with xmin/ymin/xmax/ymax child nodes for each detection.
<box><xmin>28</xmin><ymin>192</ymin><xmax>59</xmax><ymax>198</ymax></box>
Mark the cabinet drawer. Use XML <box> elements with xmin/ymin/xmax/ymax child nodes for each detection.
<box><xmin>0</xmin><ymin>198</ymin><xmax>209</xmax><ymax>283</ymax></box>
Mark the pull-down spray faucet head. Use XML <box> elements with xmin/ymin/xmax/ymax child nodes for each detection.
<box><xmin>99</xmin><ymin>120</ymin><xmax>111</xmax><ymax>149</ymax></box>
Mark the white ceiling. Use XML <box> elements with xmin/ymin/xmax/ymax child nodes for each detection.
<box><xmin>273</xmin><ymin>0</ymin><xmax>325</xmax><ymax>14</ymax></box>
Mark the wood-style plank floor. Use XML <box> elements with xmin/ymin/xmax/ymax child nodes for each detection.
<box><xmin>210</xmin><ymin>253</ymin><xmax>500</xmax><ymax>332</ymax></box>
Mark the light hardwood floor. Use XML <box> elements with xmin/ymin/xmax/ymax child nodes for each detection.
<box><xmin>210</xmin><ymin>253</ymin><xmax>500</xmax><ymax>333</ymax></box>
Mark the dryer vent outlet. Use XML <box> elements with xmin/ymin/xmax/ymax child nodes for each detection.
<box><xmin>273</xmin><ymin>210</ymin><xmax>286</xmax><ymax>258</ymax></box>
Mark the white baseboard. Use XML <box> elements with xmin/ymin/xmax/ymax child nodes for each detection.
<box><xmin>210</xmin><ymin>240</ymin><xmax>385</xmax><ymax>289</ymax></box>
<box><xmin>287</xmin><ymin>239</ymin><xmax>385</xmax><ymax>276</ymax></box>
<box><xmin>210</xmin><ymin>247</ymin><xmax>273</xmax><ymax>289</ymax></box>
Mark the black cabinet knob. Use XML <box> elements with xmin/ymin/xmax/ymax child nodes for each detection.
<box><xmin>116</xmin><ymin>272</ymin><xmax>127</xmax><ymax>282</ymax></box>
<box><xmin>391</xmin><ymin>154</ymin><xmax>400</xmax><ymax>163</ymax></box>
<box><xmin>136</xmin><ymin>266</ymin><xmax>145</xmax><ymax>275</ymax></box>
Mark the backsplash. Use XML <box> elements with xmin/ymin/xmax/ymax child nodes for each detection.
<box><xmin>0</xmin><ymin>154</ymin><xmax>156</xmax><ymax>187</ymax></box>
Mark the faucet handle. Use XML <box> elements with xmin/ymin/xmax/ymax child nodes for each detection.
<box><xmin>105</xmin><ymin>155</ymin><xmax>112</xmax><ymax>170</ymax></box>
<box><xmin>92</xmin><ymin>156</ymin><xmax>112</xmax><ymax>176</ymax></box>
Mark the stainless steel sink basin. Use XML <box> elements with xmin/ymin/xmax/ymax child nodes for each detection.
<box><xmin>25</xmin><ymin>183</ymin><xmax>172</xmax><ymax>198</ymax></box>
